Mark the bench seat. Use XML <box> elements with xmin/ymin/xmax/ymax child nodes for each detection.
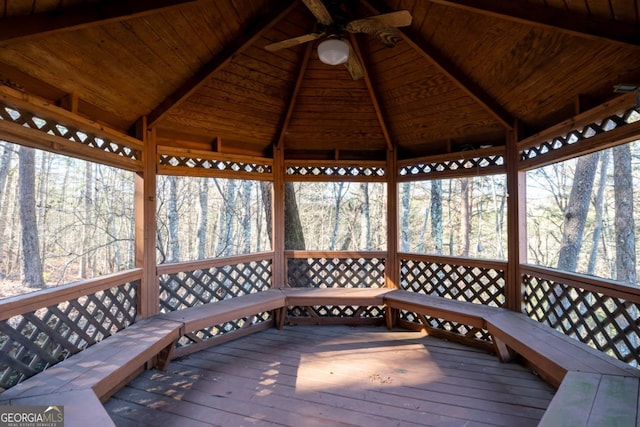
<box><xmin>383</xmin><ymin>289</ymin><xmax>501</xmax><ymax>330</ymax></box>
<box><xmin>485</xmin><ymin>310</ymin><xmax>639</xmax><ymax>387</ymax></box>
<box><xmin>538</xmin><ymin>371</ymin><xmax>640</xmax><ymax>426</ymax></box>
<box><xmin>0</xmin><ymin>317</ymin><xmax>182</xmax><ymax>401</ymax></box>
<box><xmin>281</xmin><ymin>287</ymin><xmax>392</xmax><ymax>305</ymax></box>
<box><xmin>156</xmin><ymin>289</ymin><xmax>286</xmax><ymax>333</ymax></box>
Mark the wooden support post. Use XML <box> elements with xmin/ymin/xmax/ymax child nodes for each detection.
<box><xmin>272</xmin><ymin>143</ymin><xmax>286</xmax><ymax>288</ymax></box>
<box><xmin>386</xmin><ymin>147</ymin><xmax>399</xmax><ymax>289</ymax></box>
<box><xmin>135</xmin><ymin>119</ymin><xmax>159</xmax><ymax>318</ymax></box>
<box><xmin>505</xmin><ymin>122</ymin><xmax>526</xmax><ymax>312</ymax></box>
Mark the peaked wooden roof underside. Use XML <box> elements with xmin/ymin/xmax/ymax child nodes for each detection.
<box><xmin>0</xmin><ymin>0</ymin><xmax>638</xmax><ymax>160</ymax></box>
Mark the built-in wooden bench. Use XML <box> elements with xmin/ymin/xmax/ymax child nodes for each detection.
<box><xmin>0</xmin><ymin>317</ymin><xmax>183</xmax><ymax>427</ymax></box>
<box><xmin>2</xmin><ymin>287</ymin><xmax>639</xmax><ymax>426</ymax></box>
<box><xmin>538</xmin><ymin>371</ymin><xmax>640</xmax><ymax>426</ymax></box>
<box><xmin>382</xmin><ymin>289</ymin><xmax>503</xmax><ymax>352</ymax></box>
<box><xmin>156</xmin><ymin>289</ymin><xmax>287</xmax><ymax>357</ymax></box>
<box><xmin>281</xmin><ymin>287</ymin><xmax>392</xmax><ymax>325</ymax></box>
<box><xmin>485</xmin><ymin>310</ymin><xmax>640</xmax><ymax>387</ymax></box>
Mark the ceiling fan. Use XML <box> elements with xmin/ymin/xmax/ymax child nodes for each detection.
<box><xmin>265</xmin><ymin>0</ymin><xmax>412</xmax><ymax>80</ymax></box>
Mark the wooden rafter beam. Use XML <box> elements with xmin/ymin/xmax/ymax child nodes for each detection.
<box><xmin>0</xmin><ymin>0</ymin><xmax>201</xmax><ymax>45</ymax></box>
<box><xmin>147</xmin><ymin>0</ymin><xmax>297</xmax><ymax>128</ymax></box>
<box><xmin>428</xmin><ymin>0</ymin><xmax>640</xmax><ymax>47</ymax></box>
<box><xmin>349</xmin><ymin>34</ymin><xmax>394</xmax><ymax>151</ymax></box>
<box><xmin>276</xmin><ymin>34</ymin><xmax>315</xmax><ymax>149</ymax></box>
<box><xmin>361</xmin><ymin>0</ymin><xmax>514</xmax><ymax>130</ymax></box>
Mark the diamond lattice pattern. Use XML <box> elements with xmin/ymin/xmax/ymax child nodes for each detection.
<box><xmin>524</xmin><ymin>274</ymin><xmax>640</xmax><ymax>367</ymax></box>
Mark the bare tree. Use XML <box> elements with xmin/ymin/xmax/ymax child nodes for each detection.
<box><xmin>197</xmin><ymin>179</ymin><xmax>209</xmax><ymax>259</ymax></box>
<box><xmin>360</xmin><ymin>183</ymin><xmax>371</xmax><ymax>250</ymax></box>
<box><xmin>431</xmin><ymin>180</ymin><xmax>443</xmax><ymax>255</ymax></box>
<box><xmin>613</xmin><ymin>145</ymin><xmax>636</xmax><ymax>284</ymax></box>
<box><xmin>400</xmin><ymin>182</ymin><xmax>411</xmax><ymax>252</ymax></box>
<box><xmin>167</xmin><ymin>175</ymin><xmax>181</xmax><ymax>262</ymax></box>
<box><xmin>460</xmin><ymin>178</ymin><xmax>471</xmax><ymax>256</ymax></box>
<box><xmin>587</xmin><ymin>151</ymin><xmax>609</xmax><ymax>275</ymax></box>
<box><xmin>260</xmin><ymin>181</ymin><xmax>273</xmax><ymax>247</ymax></box>
<box><xmin>18</xmin><ymin>146</ymin><xmax>44</xmax><ymax>287</ymax></box>
<box><xmin>0</xmin><ymin>142</ymin><xmax>14</xmax><ymax>211</ymax></box>
<box><xmin>284</xmin><ymin>182</ymin><xmax>305</xmax><ymax>250</ymax></box>
<box><xmin>330</xmin><ymin>182</ymin><xmax>348</xmax><ymax>250</ymax></box>
<box><xmin>557</xmin><ymin>153</ymin><xmax>599</xmax><ymax>271</ymax></box>
<box><xmin>81</xmin><ymin>162</ymin><xmax>94</xmax><ymax>277</ymax></box>
<box><xmin>241</xmin><ymin>180</ymin><xmax>252</xmax><ymax>253</ymax></box>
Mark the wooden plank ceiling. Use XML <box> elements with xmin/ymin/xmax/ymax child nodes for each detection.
<box><xmin>0</xmin><ymin>0</ymin><xmax>638</xmax><ymax>160</ymax></box>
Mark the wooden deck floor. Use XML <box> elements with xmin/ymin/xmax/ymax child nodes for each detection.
<box><xmin>105</xmin><ymin>325</ymin><xmax>556</xmax><ymax>427</ymax></box>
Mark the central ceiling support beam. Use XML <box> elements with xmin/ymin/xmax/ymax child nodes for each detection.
<box><xmin>428</xmin><ymin>0</ymin><xmax>640</xmax><ymax>47</ymax></box>
<box><xmin>349</xmin><ymin>34</ymin><xmax>394</xmax><ymax>152</ymax></box>
<box><xmin>0</xmin><ymin>0</ymin><xmax>201</xmax><ymax>45</ymax></box>
<box><xmin>362</xmin><ymin>0</ymin><xmax>514</xmax><ymax>131</ymax></box>
<box><xmin>147</xmin><ymin>0</ymin><xmax>297</xmax><ymax>129</ymax></box>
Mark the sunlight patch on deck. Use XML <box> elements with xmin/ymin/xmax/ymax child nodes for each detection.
<box><xmin>295</xmin><ymin>343</ymin><xmax>443</xmax><ymax>392</ymax></box>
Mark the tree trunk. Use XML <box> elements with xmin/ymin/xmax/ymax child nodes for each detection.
<box><xmin>491</xmin><ymin>177</ymin><xmax>506</xmax><ymax>259</ymax></box>
<box><xmin>242</xmin><ymin>180</ymin><xmax>252</xmax><ymax>253</ymax></box>
<box><xmin>587</xmin><ymin>150</ymin><xmax>609</xmax><ymax>275</ymax></box>
<box><xmin>400</xmin><ymin>182</ymin><xmax>411</xmax><ymax>252</ymax></box>
<box><xmin>215</xmin><ymin>179</ymin><xmax>237</xmax><ymax>256</ymax></box>
<box><xmin>197</xmin><ymin>179</ymin><xmax>209</xmax><ymax>259</ymax></box>
<box><xmin>612</xmin><ymin>145</ymin><xmax>636</xmax><ymax>284</ymax></box>
<box><xmin>460</xmin><ymin>178</ymin><xmax>471</xmax><ymax>257</ymax></box>
<box><xmin>260</xmin><ymin>181</ymin><xmax>273</xmax><ymax>248</ymax></box>
<box><xmin>431</xmin><ymin>180</ymin><xmax>443</xmax><ymax>255</ymax></box>
<box><xmin>0</xmin><ymin>142</ymin><xmax>14</xmax><ymax>210</ymax></box>
<box><xmin>81</xmin><ymin>162</ymin><xmax>93</xmax><ymax>278</ymax></box>
<box><xmin>167</xmin><ymin>175</ymin><xmax>180</xmax><ymax>262</ymax></box>
<box><xmin>361</xmin><ymin>183</ymin><xmax>371</xmax><ymax>250</ymax></box>
<box><xmin>18</xmin><ymin>146</ymin><xmax>44</xmax><ymax>288</ymax></box>
<box><xmin>284</xmin><ymin>182</ymin><xmax>305</xmax><ymax>250</ymax></box>
<box><xmin>557</xmin><ymin>153</ymin><xmax>599</xmax><ymax>271</ymax></box>
<box><xmin>330</xmin><ymin>182</ymin><xmax>347</xmax><ymax>250</ymax></box>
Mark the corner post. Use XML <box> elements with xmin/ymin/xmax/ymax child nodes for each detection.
<box><xmin>505</xmin><ymin>121</ymin><xmax>526</xmax><ymax>312</ymax></box>
<box><xmin>272</xmin><ymin>143</ymin><xmax>286</xmax><ymax>288</ymax></box>
<box><xmin>386</xmin><ymin>147</ymin><xmax>399</xmax><ymax>289</ymax></box>
<box><xmin>135</xmin><ymin>119</ymin><xmax>159</xmax><ymax>318</ymax></box>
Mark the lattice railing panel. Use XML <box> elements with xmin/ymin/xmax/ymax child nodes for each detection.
<box><xmin>399</xmin><ymin>258</ymin><xmax>506</xmax><ymax>342</ymax></box>
<box><xmin>287</xmin><ymin>257</ymin><xmax>386</xmax><ymax>289</ymax></box>
<box><xmin>285</xmin><ymin>164</ymin><xmax>385</xmax><ymax>178</ymax></box>
<box><xmin>159</xmin><ymin>259</ymin><xmax>273</xmax><ymax>346</ymax></box>
<box><xmin>524</xmin><ymin>274</ymin><xmax>640</xmax><ymax>367</ymax></box>
<box><xmin>287</xmin><ymin>257</ymin><xmax>386</xmax><ymax>319</ymax></box>
<box><xmin>521</xmin><ymin>106</ymin><xmax>640</xmax><ymax>161</ymax></box>
<box><xmin>159</xmin><ymin>153</ymin><xmax>272</xmax><ymax>175</ymax></box>
<box><xmin>159</xmin><ymin>259</ymin><xmax>272</xmax><ymax>312</ymax></box>
<box><xmin>0</xmin><ymin>103</ymin><xmax>141</xmax><ymax>161</ymax></box>
<box><xmin>399</xmin><ymin>153</ymin><xmax>504</xmax><ymax>178</ymax></box>
<box><xmin>0</xmin><ymin>281</ymin><xmax>137</xmax><ymax>390</ymax></box>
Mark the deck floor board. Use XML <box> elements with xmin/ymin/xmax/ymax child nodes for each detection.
<box><xmin>105</xmin><ymin>325</ymin><xmax>555</xmax><ymax>426</ymax></box>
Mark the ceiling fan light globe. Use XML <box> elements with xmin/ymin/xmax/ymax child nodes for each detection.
<box><xmin>318</xmin><ymin>39</ymin><xmax>349</xmax><ymax>65</ymax></box>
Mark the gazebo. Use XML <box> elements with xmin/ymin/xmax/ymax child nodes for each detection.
<box><xmin>0</xmin><ymin>0</ymin><xmax>639</xmax><ymax>425</ymax></box>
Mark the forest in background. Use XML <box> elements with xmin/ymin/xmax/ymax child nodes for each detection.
<box><xmin>1</xmin><ymin>136</ymin><xmax>639</xmax><ymax>298</ymax></box>
<box><xmin>527</xmin><ymin>142</ymin><xmax>639</xmax><ymax>283</ymax></box>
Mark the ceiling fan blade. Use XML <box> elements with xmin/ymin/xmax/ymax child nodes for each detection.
<box><xmin>343</xmin><ymin>40</ymin><xmax>364</xmax><ymax>80</ymax></box>
<box><xmin>346</xmin><ymin>18</ymin><xmax>402</xmax><ymax>47</ymax></box>
<box><xmin>363</xmin><ymin>10</ymin><xmax>412</xmax><ymax>28</ymax></box>
<box><xmin>302</xmin><ymin>0</ymin><xmax>333</xmax><ymax>26</ymax></box>
<box><xmin>264</xmin><ymin>32</ymin><xmax>324</xmax><ymax>52</ymax></box>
